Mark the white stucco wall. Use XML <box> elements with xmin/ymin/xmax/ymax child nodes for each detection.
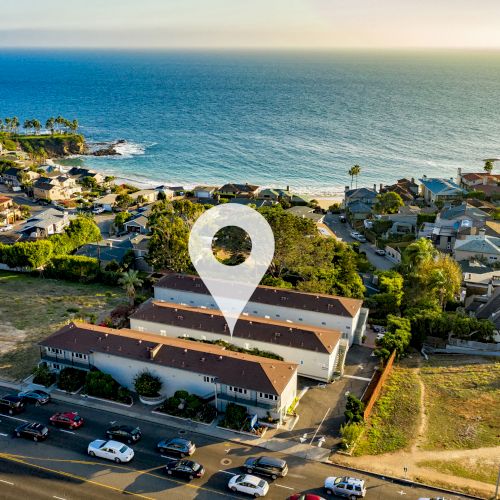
<box><xmin>129</xmin><ymin>317</ymin><xmax>338</xmax><ymax>381</ymax></box>
<box><xmin>154</xmin><ymin>287</ymin><xmax>359</xmax><ymax>345</ymax></box>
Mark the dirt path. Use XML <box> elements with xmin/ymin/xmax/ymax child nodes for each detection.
<box><xmin>411</xmin><ymin>364</ymin><xmax>428</xmax><ymax>453</ymax></box>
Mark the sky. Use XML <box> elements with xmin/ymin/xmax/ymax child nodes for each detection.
<box><xmin>2</xmin><ymin>0</ymin><xmax>500</xmax><ymax>49</ymax></box>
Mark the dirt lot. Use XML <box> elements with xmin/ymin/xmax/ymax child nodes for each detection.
<box><xmin>0</xmin><ymin>271</ymin><xmax>125</xmax><ymax>380</ymax></box>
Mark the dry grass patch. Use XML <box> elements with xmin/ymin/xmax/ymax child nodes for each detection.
<box><xmin>420</xmin><ymin>356</ymin><xmax>500</xmax><ymax>450</ymax></box>
<box><xmin>0</xmin><ymin>271</ymin><xmax>125</xmax><ymax>380</ymax></box>
<box><xmin>417</xmin><ymin>457</ymin><xmax>499</xmax><ymax>485</ymax></box>
<box><xmin>354</xmin><ymin>366</ymin><xmax>421</xmax><ymax>455</ymax></box>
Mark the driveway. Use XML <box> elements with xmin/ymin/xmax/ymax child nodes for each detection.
<box><xmin>324</xmin><ymin>213</ymin><xmax>394</xmax><ymax>270</ymax></box>
<box><xmin>275</xmin><ymin>344</ymin><xmax>378</xmax><ymax>450</ymax></box>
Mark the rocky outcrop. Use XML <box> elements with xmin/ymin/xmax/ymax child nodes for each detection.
<box><xmin>90</xmin><ymin>140</ymin><xmax>125</xmax><ymax>157</ymax></box>
<box><xmin>16</xmin><ymin>134</ymin><xmax>86</xmax><ymax>157</ymax></box>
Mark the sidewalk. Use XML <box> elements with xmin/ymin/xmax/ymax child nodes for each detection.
<box><xmin>0</xmin><ymin>378</ymin><xmax>330</xmax><ymax>462</ymax></box>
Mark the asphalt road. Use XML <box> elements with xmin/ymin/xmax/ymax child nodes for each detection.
<box><xmin>324</xmin><ymin>214</ymin><xmax>394</xmax><ymax>270</ymax></box>
<box><xmin>0</xmin><ymin>396</ymin><xmax>470</xmax><ymax>500</ymax></box>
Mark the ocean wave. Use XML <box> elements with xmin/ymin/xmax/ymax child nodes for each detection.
<box><xmin>113</xmin><ymin>141</ymin><xmax>149</xmax><ymax>157</ymax></box>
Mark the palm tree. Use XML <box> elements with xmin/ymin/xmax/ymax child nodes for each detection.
<box><xmin>484</xmin><ymin>159</ymin><xmax>494</xmax><ymax>174</ymax></box>
<box><xmin>0</xmin><ymin>119</ymin><xmax>3</xmax><ymax>132</ymax></box>
<box><xmin>428</xmin><ymin>268</ymin><xmax>447</xmax><ymax>309</ymax></box>
<box><xmin>401</xmin><ymin>237</ymin><xmax>436</xmax><ymax>274</ymax></box>
<box><xmin>118</xmin><ymin>270</ymin><xmax>143</xmax><ymax>306</ymax></box>
<box><xmin>55</xmin><ymin>116</ymin><xmax>65</xmax><ymax>134</ymax></box>
<box><xmin>69</xmin><ymin>119</ymin><xmax>79</xmax><ymax>133</ymax></box>
<box><xmin>4</xmin><ymin>117</ymin><xmax>12</xmax><ymax>133</ymax></box>
<box><xmin>348</xmin><ymin>165</ymin><xmax>361</xmax><ymax>189</ymax></box>
<box><xmin>32</xmin><ymin>119</ymin><xmax>41</xmax><ymax>135</ymax></box>
<box><xmin>23</xmin><ymin>119</ymin><xmax>33</xmax><ymax>134</ymax></box>
<box><xmin>11</xmin><ymin>117</ymin><xmax>20</xmax><ymax>134</ymax></box>
<box><xmin>46</xmin><ymin>117</ymin><xmax>55</xmax><ymax>134</ymax></box>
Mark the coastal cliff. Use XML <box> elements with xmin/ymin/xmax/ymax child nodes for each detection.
<box><xmin>0</xmin><ymin>133</ymin><xmax>86</xmax><ymax>157</ymax></box>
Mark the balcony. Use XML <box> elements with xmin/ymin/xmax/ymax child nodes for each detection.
<box><xmin>217</xmin><ymin>392</ymin><xmax>279</xmax><ymax>411</ymax></box>
<box><xmin>40</xmin><ymin>355</ymin><xmax>90</xmax><ymax>371</ymax></box>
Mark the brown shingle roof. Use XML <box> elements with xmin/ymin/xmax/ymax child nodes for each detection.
<box><xmin>155</xmin><ymin>273</ymin><xmax>362</xmax><ymax>318</ymax></box>
<box><xmin>131</xmin><ymin>300</ymin><xmax>341</xmax><ymax>354</ymax></box>
<box><xmin>40</xmin><ymin>322</ymin><xmax>297</xmax><ymax>395</ymax></box>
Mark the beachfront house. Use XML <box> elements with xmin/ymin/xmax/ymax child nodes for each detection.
<box><xmin>193</xmin><ymin>185</ymin><xmax>218</xmax><ymax>199</ymax></box>
<box><xmin>131</xmin><ymin>189</ymin><xmax>158</xmax><ymax>205</ymax></box>
<box><xmin>153</xmin><ymin>273</ymin><xmax>367</xmax><ymax>348</ymax></box>
<box><xmin>130</xmin><ymin>300</ymin><xmax>343</xmax><ymax>382</ymax></box>
<box><xmin>458</xmin><ymin>169</ymin><xmax>500</xmax><ymax>200</ymax></box>
<box><xmin>286</xmin><ymin>205</ymin><xmax>325</xmax><ymax>224</ymax></box>
<box><xmin>39</xmin><ymin>322</ymin><xmax>298</xmax><ymax>424</ymax></box>
<box><xmin>257</xmin><ymin>188</ymin><xmax>293</xmax><ymax>202</ymax></box>
<box><xmin>218</xmin><ymin>183</ymin><xmax>260</xmax><ymax>198</ymax></box>
<box><xmin>418</xmin><ymin>177</ymin><xmax>466</xmax><ymax>204</ymax></box>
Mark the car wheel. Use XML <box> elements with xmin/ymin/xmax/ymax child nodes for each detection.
<box><xmin>127</xmin><ymin>439</ymin><xmax>132</xmax><ymax>444</ymax></box>
<box><xmin>188</xmin><ymin>475</ymin><xmax>194</xmax><ymax>480</ymax></box>
<box><xmin>114</xmin><ymin>457</ymin><xmax>121</xmax><ymax>463</ymax></box>
<box><xmin>89</xmin><ymin>451</ymin><xmax>95</xmax><ymax>457</ymax></box>
<box><xmin>271</xmin><ymin>474</ymin><xmax>277</xmax><ymax>480</ymax></box>
<box><xmin>8</xmin><ymin>409</ymin><xmax>13</xmax><ymax>415</ymax></box>
<box><xmin>326</xmin><ymin>489</ymin><xmax>333</xmax><ymax>495</ymax></box>
<box><xmin>349</xmin><ymin>496</ymin><xmax>357</xmax><ymax>500</ymax></box>
<box><xmin>16</xmin><ymin>432</ymin><xmax>21</xmax><ymax>437</ymax></box>
<box><xmin>159</xmin><ymin>447</ymin><xmax>165</xmax><ymax>453</ymax></box>
<box><xmin>231</xmin><ymin>487</ymin><xmax>237</xmax><ymax>492</ymax></box>
<box><xmin>180</xmin><ymin>453</ymin><xmax>186</xmax><ymax>458</ymax></box>
<box><xmin>167</xmin><ymin>470</ymin><xmax>172</xmax><ymax>475</ymax></box>
<box><xmin>254</xmin><ymin>494</ymin><xmax>260</xmax><ymax>498</ymax></box>
<box><xmin>33</xmin><ymin>436</ymin><xmax>38</xmax><ymax>442</ymax></box>
<box><xmin>246</xmin><ymin>468</ymin><xmax>253</xmax><ymax>474</ymax></box>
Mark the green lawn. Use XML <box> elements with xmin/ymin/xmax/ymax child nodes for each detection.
<box><xmin>417</xmin><ymin>458</ymin><xmax>500</xmax><ymax>485</ymax></box>
<box><xmin>0</xmin><ymin>271</ymin><xmax>125</xmax><ymax>380</ymax></box>
<box><xmin>420</xmin><ymin>356</ymin><xmax>500</xmax><ymax>450</ymax></box>
<box><xmin>354</xmin><ymin>366</ymin><xmax>421</xmax><ymax>455</ymax></box>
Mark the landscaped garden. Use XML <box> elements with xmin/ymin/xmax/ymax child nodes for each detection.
<box><xmin>156</xmin><ymin>390</ymin><xmax>217</xmax><ymax>424</ymax></box>
<box><xmin>219</xmin><ymin>403</ymin><xmax>266</xmax><ymax>436</ymax></box>
<box><xmin>83</xmin><ymin>370</ymin><xmax>132</xmax><ymax>405</ymax></box>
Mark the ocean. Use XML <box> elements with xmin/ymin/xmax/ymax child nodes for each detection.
<box><xmin>1</xmin><ymin>49</ymin><xmax>500</xmax><ymax>196</ymax></box>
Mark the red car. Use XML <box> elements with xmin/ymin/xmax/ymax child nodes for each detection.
<box><xmin>49</xmin><ymin>411</ymin><xmax>84</xmax><ymax>429</ymax></box>
<box><xmin>289</xmin><ymin>495</ymin><xmax>326</xmax><ymax>500</ymax></box>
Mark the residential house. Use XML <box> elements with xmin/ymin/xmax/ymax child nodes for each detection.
<box><xmin>418</xmin><ymin>177</ymin><xmax>466</xmax><ymax>204</ymax></box>
<box><xmin>2</xmin><ymin>167</ymin><xmax>22</xmax><ymax>187</ymax></box>
<box><xmin>458</xmin><ymin>169</ymin><xmax>500</xmax><ymax>199</ymax></box>
<box><xmin>285</xmin><ymin>206</ymin><xmax>325</xmax><ymax>224</ymax></box>
<box><xmin>437</xmin><ymin>202</ymin><xmax>489</xmax><ymax>229</ymax></box>
<box><xmin>346</xmin><ymin>200</ymin><xmax>372</xmax><ymax>222</ymax></box>
<box><xmin>93</xmin><ymin>193</ymin><xmax>118</xmax><ymax>212</ymax></box>
<box><xmin>475</xmin><ymin>288</ymin><xmax>500</xmax><ymax>333</ymax></box>
<box><xmin>344</xmin><ymin>187</ymin><xmax>378</xmax><ymax>207</ymax></box>
<box><xmin>290</xmin><ymin>194</ymin><xmax>311</xmax><ymax>206</ymax></box>
<box><xmin>0</xmin><ymin>195</ymin><xmax>18</xmax><ymax>226</ymax></box>
<box><xmin>218</xmin><ymin>183</ymin><xmax>260</xmax><ymax>198</ymax></box>
<box><xmin>130</xmin><ymin>300</ymin><xmax>343</xmax><ymax>382</ymax></box>
<box><xmin>124</xmin><ymin>215</ymin><xmax>149</xmax><ymax>235</ymax></box>
<box><xmin>129</xmin><ymin>233</ymin><xmax>151</xmax><ymax>272</ymax></box>
<box><xmin>0</xmin><ymin>196</ymin><xmax>12</xmax><ymax>212</ymax></box>
<box><xmin>75</xmin><ymin>239</ymin><xmax>133</xmax><ymax>268</ymax></box>
<box><xmin>18</xmin><ymin>208</ymin><xmax>73</xmax><ymax>238</ymax></box>
<box><xmin>131</xmin><ymin>189</ymin><xmax>158</xmax><ymax>204</ymax></box>
<box><xmin>454</xmin><ymin>232</ymin><xmax>500</xmax><ymax>264</ymax></box>
<box><xmin>68</xmin><ymin>167</ymin><xmax>106</xmax><ymax>185</ymax></box>
<box><xmin>154</xmin><ymin>273</ymin><xmax>367</xmax><ymax>347</ymax></box>
<box><xmin>33</xmin><ymin>175</ymin><xmax>81</xmax><ymax>202</ymax></box>
<box><xmin>229</xmin><ymin>198</ymin><xmax>275</xmax><ymax>208</ymax></box>
<box><xmin>485</xmin><ymin>221</ymin><xmax>500</xmax><ymax>239</ymax></box>
<box><xmin>257</xmin><ymin>188</ymin><xmax>293</xmax><ymax>202</ymax></box>
<box><xmin>379</xmin><ymin>178</ymin><xmax>419</xmax><ymax>203</ymax></box>
<box><xmin>379</xmin><ymin>213</ymin><xmax>418</xmax><ymax>236</ymax></box>
<box><xmin>154</xmin><ymin>186</ymin><xmax>175</xmax><ymax>200</ymax></box>
<box><xmin>460</xmin><ymin>260</ymin><xmax>499</xmax><ymax>296</ymax></box>
<box><xmin>39</xmin><ymin>322</ymin><xmax>298</xmax><ymax>424</ymax></box>
<box><xmin>193</xmin><ymin>186</ymin><xmax>218</xmax><ymax>199</ymax></box>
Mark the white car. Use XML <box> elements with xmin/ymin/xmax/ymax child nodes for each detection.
<box><xmin>87</xmin><ymin>439</ymin><xmax>134</xmax><ymax>463</ymax></box>
<box><xmin>228</xmin><ymin>474</ymin><xmax>269</xmax><ymax>497</ymax></box>
<box><xmin>356</xmin><ymin>235</ymin><xmax>367</xmax><ymax>242</ymax></box>
<box><xmin>350</xmin><ymin>231</ymin><xmax>360</xmax><ymax>238</ymax></box>
<box><xmin>92</xmin><ymin>207</ymin><xmax>105</xmax><ymax>214</ymax></box>
<box><xmin>324</xmin><ymin>476</ymin><xmax>366</xmax><ymax>498</ymax></box>
<box><xmin>0</xmin><ymin>224</ymin><xmax>13</xmax><ymax>232</ymax></box>
<box><xmin>376</xmin><ymin>333</ymin><xmax>385</xmax><ymax>341</ymax></box>
<box><xmin>375</xmin><ymin>248</ymin><xmax>386</xmax><ymax>256</ymax></box>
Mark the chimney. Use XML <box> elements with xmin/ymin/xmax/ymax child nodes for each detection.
<box><xmin>373</xmin><ymin>184</ymin><xmax>377</xmax><ymax>192</ymax></box>
<box><xmin>479</xmin><ymin>228</ymin><xmax>486</xmax><ymax>238</ymax></box>
<box><xmin>380</xmin><ymin>183</ymin><xmax>383</xmax><ymax>192</ymax></box>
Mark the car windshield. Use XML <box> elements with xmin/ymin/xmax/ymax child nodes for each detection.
<box><xmin>131</xmin><ymin>428</ymin><xmax>140</xmax><ymax>434</ymax></box>
<box><xmin>258</xmin><ymin>480</ymin><xmax>266</xmax><ymax>488</ymax></box>
<box><xmin>74</xmin><ymin>416</ymin><xmax>82</xmax><ymax>422</ymax></box>
<box><xmin>191</xmin><ymin>463</ymin><xmax>201</xmax><ymax>471</ymax></box>
<box><xmin>334</xmin><ymin>477</ymin><xmax>342</xmax><ymax>484</ymax></box>
<box><xmin>119</xmin><ymin>446</ymin><xmax>128</xmax><ymax>453</ymax></box>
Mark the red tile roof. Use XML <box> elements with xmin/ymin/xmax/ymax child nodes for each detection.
<box><xmin>155</xmin><ymin>273</ymin><xmax>362</xmax><ymax>318</ymax></box>
<box><xmin>40</xmin><ymin>322</ymin><xmax>297</xmax><ymax>395</ymax></box>
<box><xmin>131</xmin><ymin>300</ymin><xmax>341</xmax><ymax>354</ymax></box>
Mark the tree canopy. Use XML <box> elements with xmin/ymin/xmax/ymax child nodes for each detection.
<box><xmin>373</xmin><ymin>191</ymin><xmax>404</xmax><ymax>214</ymax></box>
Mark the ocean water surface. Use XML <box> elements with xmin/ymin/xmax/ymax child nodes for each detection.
<box><xmin>1</xmin><ymin>49</ymin><xmax>500</xmax><ymax>195</ymax></box>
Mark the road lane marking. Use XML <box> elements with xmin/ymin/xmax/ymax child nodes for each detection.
<box><xmin>160</xmin><ymin>455</ymin><xmax>176</xmax><ymax>460</ymax></box>
<box><xmin>0</xmin><ymin>432</ymin><xmax>9</xmax><ymax>437</ymax></box>
<box><xmin>310</xmin><ymin>407</ymin><xmax>330</xmax><ymax>446</ymax></box>
<box><xmin>2</xmin><ymin>415</ymin><xmax>28</xmax><ymax>423</ymax></box>
<box><xmin>53</xmin><ymin>496</ymin><xmax>67</xmax><ymax>500</ymax></box>
<box><xmin>343</xmin><ymin>374</ymin><xmax>372</xmax><ymax>382</ymax></box>
<box><xmin>218</xmin><ymin>470</ymin><xmax>237</xmax><ymax>475</ymax></box>
<box><xmin>287</xmin><ymin>473</ymin><xmax>306</xmax><ymax>479</ymax></box>
<box><xmin>275</xmin><ymin>484</ymin><xmax>294</xmax><ymax>490</ymax></box>
<box><xmin>59</xmin><ymin>430</ymin><xmax>75</xmax><ymax>435</ymax></box>
<box><xmin>0</xmin><ymin>479</ymin><xmax>14</xmax><ymax>485</ymax></box>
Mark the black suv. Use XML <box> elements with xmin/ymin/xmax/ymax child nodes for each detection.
<box><xmin>243</xmin><ymin>456</ymin><xmax>288</xmax><ymax>479</ymax></box>
<box><xmin>106</xmin><ymin>425</ymin><xmax>141</xmax><ymax>444</ymax></box>
<box><xmin>15</xmin><ymin>422</ymin><xmax>49</xmax><ymax>442</ymax></box>
<box><xmin>0</xmin><ymin>394</ymin><xmax>26</xmax><ymax>415</ymax></box>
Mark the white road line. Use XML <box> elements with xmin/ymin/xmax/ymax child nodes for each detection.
<box><xmin>160</xmin><ymin>455</ymin><xmax>176</xmax><ymax>460</ymax></box>
<box><xmin>343</xmin><ymin>374</ymin><xmax>372</xmax><ymax>382</ymax></box>
<box><xmin>0</xmin><ymin>479</ymin><xmax>14</xmax><ymax>485</ymax></box>
<box><xmin>2</xmin><ymin>415</ymin><xmax>28</xmax><ymax>423</ymax></box>
<box><xmin>0</xmin><ymin>433</ymin><xmax>8</xmax><ymax>437</ymax></box>
<box><xmin>287</xmin><ymin>473</ymin><xmax>306</xmax><ymax>479</ymax></box>
<box><xmin>53</xmin><ymin>496</ymin><xmax>67</xmax><ymax>500</ymax></box>
<box><xmin>275</xmin><ymin>484</ymin><xmax>294</xmax><ymax>490</ymax></box>
<box><xmin>310</xmin><ymin>407</ymin><xmax>330</xmax><ymax>446</ymax></box>
<box><xmin>59</xmin><ymin>429</ymin><xmax>75</xmax><ymax>435</ymax></box>
<box><xmin>218</xmin><ymin>470</ymin><xmax>236</xmax><ymax>476</ymax></box>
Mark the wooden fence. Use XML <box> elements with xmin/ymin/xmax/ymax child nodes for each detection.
<box><xmin>362</xmin><ymin>350</ymin><xmax>396</xmax><ymax>420</ymax></box>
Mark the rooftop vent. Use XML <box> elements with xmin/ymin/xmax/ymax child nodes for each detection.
<box><xmin>219</xmin><ymin>355</ymin><xmax>223</xmax><ymax>360</ymax></box>
<box><xmin>184</xmin><ymin>348</ymin><xmax>188</xmax><ymax>353</ymax></box>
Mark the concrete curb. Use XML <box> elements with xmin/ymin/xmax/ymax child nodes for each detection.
<box><xmin>324</xmin><ymin>458</ymin><xmax>485</xmax><ymax>500</ymax></box>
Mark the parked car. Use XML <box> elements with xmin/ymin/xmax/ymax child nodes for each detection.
<box><xmin>372</xmin><ymin>325</ymin><xmax>386</xmax><ymax>333</ymax></box>
<box><xmin>0</xmin><ymin>225</ymin><xmax>13</xmax><ymax>232</ymax></box>
<box><xmin>375</xmin><ymin>249</ymin><xmax>386</xmax><ymax>256</ymax></box>
<box><xmin>0</xmin><ymin>394</ymin><xmax>26</xmax><ymax>415</ymax></box>
<box><xmin>324</xmin><ymin>476</ymin><xmax>366</xmax><ymax>498</ymax></box>
<box><xmin>49</xmin><ymin>411</ymin><xmax>84</xmax><ymax>429</ymax></box>
<box><xmin>350</xmin><ymin>231</ymin><xmax>360</xmax><ymax>238</ymax></box>
<box><xmin>106</xmin><ymin>424</ymin><xmax>141</xmax><ymax>444</ymax></box>
<box><xmin>376</xmin><ymin>333</ymin><xmax>385</xmax><ymax>341</ymax></box>
<box><xmin>339</xmin><ymin>215</ymin><xmax>347</xmax><ymax>223</ymax></box>
<box><xmin>289</xmin><ymin>494</ymin><xmax>326</xmax><ymax>500</ymax></box>
<box><xmin>164</xmin><ymin>459</ymin><xmax>205</xmax><ymax>480</ymax></box>
<box><xmin>14</xmin><ymin>422</ymin><xmax>49</xmax><ymax>442</ymax></box>
<box><xmin>243</xmin><ymin>456</ymin><xmax>288</xmax><ymax>479</ymax></box>
<box><xmin>92</xmin><ymin>207</ymin><xmax>105</xmax><ymax>214</ymax></box>
<box><xmin>157</xmin><ymin>437</ymin><xmax>196</xmax><ymax>457</ymax></box>
<box><xmin>18</xmin><ymin>389</ymin><xmax>50</xmax><ymax>405</ymax></box>
<box><xmin>87</xmin><ymin>439</ymin><xmax>134</xmax><ymax>463</ymax></box>
<box><xmin>356</xmin><ymin>234</ymin><xmax>367</xmax><ymax>242</ymax></box>
<box><xmin>228</xmin><ymin>474</ymin><xmax>269</xmax><ymax>497</ymax></box>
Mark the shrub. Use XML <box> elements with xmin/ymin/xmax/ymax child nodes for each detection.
<box><xmin>344</xmin><ymin>394</ymin><xmax>365</xmax><ymax>423</ymax></box>
<box><xmin>58</xmin><ymin>367</ymin><xmax>87</xmax><ymax>393</ymax></box>
<box><xmin>134</xmin><ymin>370</ymin><xmax>162</xmax><ymax>397</ymax></box>
<box><xmin>32</xmin><ymin>364</ymin><xmax>56</xmax><ymax>387</ymax></box>
<box><xmin>45</xmin><ymin>255</ymin><xmax>100</xmax><ymax>282</ymax></box>
<box><xmin>221</xmin><ymin>403</ymin><xmax>248</xmax><ymax>430</ymax></box>
<box><xmin>84</xmin><ymin>370</ymin><xmax>130</xmax><ymax>403</ymax></box>
<box><xmin>340</xmin><ymin>422</ymin><xmax>364</xmax><ymax>450</ymax></box>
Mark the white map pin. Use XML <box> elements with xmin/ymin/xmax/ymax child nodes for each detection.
<box><xmin>188</xmin><ymin>203</ymin><xmax>275</xmax><ymax>336</ymax></box>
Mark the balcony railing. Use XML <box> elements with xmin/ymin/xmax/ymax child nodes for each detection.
<box><xmin>40</xmin><ymin>355</ymin><xmax>90</xmax><ymax>371</ymax></box>
<box><xmin>217</xmin><ymin>392</ymin><xmax>279</xmax><ymax>410</ymax></box>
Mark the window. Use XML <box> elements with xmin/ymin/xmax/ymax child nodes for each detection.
<box><xmin>229</xmin><ymin>386</ymin><xmax>247</xmax><ymax>394</ymax></box>
<box><xmin>48</xmin><ymin>347</ymin><xmax>63</xmax><ymax>355</ymax></box>
<box><xmin>275</xmin><ymin>314</ymin><xmax>280</xmax><ymax>318</ymax></box>
<box><xmin>73</xmin><ymin>353</ymin><xmax>87</xmax><ymax>360</ymax></box>
<box><xmin>258</xmin><ymin>392</ymin><xmax>277</xmax><ymax>400</ymax></box>
<box><xmin>52</xmin><ymin>363</ymin><xmax>60</xmax><ymax>370</ymax></box>
<box><xmin>203</xmin><ymin>376</ymin><xmax>215</xmax><ymax>383</ymax></box>
<box><xmin>321</xmin><ymin>321</ymin><xmax>326</xmax><ymax>325</ymax></box>
<box><xmin>137</xmin><ymin>326</ymin><xmax>144</xmax><ymax>332</ymax></box>
<box><xmin>160</xmin><ymin>330</ymin><xmax>166</xmax><ymax>336</ymax></box>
